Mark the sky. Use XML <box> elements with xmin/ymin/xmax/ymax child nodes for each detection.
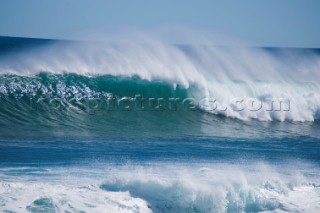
<box><xmin>0</xmin><ymin>0</ymin><xmax>319</xmax><ymax>47</ymax></box>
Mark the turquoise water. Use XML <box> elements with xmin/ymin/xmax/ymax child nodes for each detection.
<box><xmin>0</xmin><ymin>36</ymin><xmax>320</xmax><ymax>212</ymax></box>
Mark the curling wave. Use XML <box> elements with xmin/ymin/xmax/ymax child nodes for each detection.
<box><xmin>0</xmin><ymin>35</ymin><xmax>320</xmax><ymax>134</ymax></box>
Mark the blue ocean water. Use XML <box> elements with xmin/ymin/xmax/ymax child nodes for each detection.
<box><xmin>0</xmin><ymin>36</ymin><xmax>320</xmax><ymax>212</ymax></box>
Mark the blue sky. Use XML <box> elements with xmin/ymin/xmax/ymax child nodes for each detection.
<box><xmin>0</xmin><ymin>0</ymin><xmax>319</xmax><ymax>47</ymax></box>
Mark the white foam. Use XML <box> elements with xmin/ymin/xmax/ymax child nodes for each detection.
<box><xmin>0</xmin><ymin>182</ymin><xmax>151</xmax><ymax>213</ymax></box>
<box><xmin>0</xmin><ymin>163</ymin><xmax>319</xmax><ymax>213</ymax></box>
<box><xmin>99</xmin><ymin>163</ymin><xmax>320</xmax><ymax>213</ymax></box>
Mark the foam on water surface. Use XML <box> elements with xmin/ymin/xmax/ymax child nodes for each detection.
<box><xmin>0</xmin><ymin>163</ymin><xmax>319</xmax><ymax>213</ymax></box>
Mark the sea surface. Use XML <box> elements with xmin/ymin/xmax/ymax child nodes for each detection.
<box><xmin>0</xmin><ymin>36</ymin><xmax>319</xmax><ymax>212</ymax></box>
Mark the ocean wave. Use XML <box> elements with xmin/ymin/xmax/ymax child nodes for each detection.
<box><xmin>0</xmin><ymin>36</ymin><xmax>320</xmax><ymax>125</ymax></box>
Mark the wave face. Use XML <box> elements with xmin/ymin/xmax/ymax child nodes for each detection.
<box><xmin>0</xmin><ymin>36</ymin><xmax>320</xmax><ymax>137</ymax></box>
<box><xmin>0</xmin><ymin>73</ymin><xmax>319</xmax><ymax>138</ymax></box>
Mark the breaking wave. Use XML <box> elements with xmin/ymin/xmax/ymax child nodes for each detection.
<box><xmin>0</xmin><ymin>35</ymin><xmax>320</xmax><ymax>134</ymax></box>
